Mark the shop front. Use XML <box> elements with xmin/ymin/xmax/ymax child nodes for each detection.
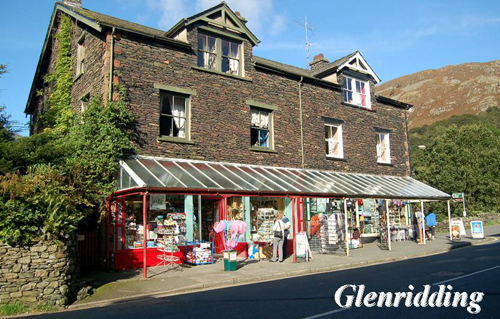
<box><xmin>108</xmin><ymin>155</ymin><xmax>450</xmax><ymax>278</ymax></box>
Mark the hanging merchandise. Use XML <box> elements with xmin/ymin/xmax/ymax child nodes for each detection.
<box><xmin>308</xmin><ymin>199</ymin><xmax>346</xmax><ymax>255</ymax></box>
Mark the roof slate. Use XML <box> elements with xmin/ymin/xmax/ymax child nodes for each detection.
<box><xmin>311</xmin><ymin>51</ymin><xmax>358</xmax><ymax>76</ymax></box>
<box><xmin>252</xmin><ymin>56</ymin><xmax>312</xmax><ymax>77</ymax></box>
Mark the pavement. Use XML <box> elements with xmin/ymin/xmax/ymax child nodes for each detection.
<box><xmin>69</xmin><ymin>225</ymin><xmax>500</xmax><ymax>310</ymax></box>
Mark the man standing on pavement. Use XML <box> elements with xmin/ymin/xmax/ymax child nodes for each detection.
<box><xmin>425</xmin><ymin>208</ymin><xmax>437</xmax><ymax>240</ymax></box>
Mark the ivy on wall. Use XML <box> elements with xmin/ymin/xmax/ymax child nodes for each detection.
<box><xmin>41</xmin><ymin>13</ymin><xmax>75</xmax><ymax>134</ymax></box>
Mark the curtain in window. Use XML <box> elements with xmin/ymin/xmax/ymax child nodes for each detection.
<box><xmin>251</xmin><ymin>110</ymin><xmax>260</xmax><ymax>126</ymax></box>
<box><xmin>259</xmin><ymin>112</ymin><xmax>269</xmax><ymax>128</ymax></box>
<box><xmin>170</xmin><ymin>97</ymin><xmax>186</xmax><ymax>138</ymax></box>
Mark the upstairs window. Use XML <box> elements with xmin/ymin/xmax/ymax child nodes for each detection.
<box><xmin>251</xmin><ymin>108</ymin><xmax>272</xmax><ymax>148</ymax></box>
<box><xmin>197</xmin><ymin>33</ymin><xmax>241</xmax><ymax>76</ymax></box>
<box><xmin>197</xmin><ymin>34</ymin><xmax>217</xmax><ymax>70</ymax></box>
<box><xmin>325</xmin><ymin>124</ymin><xmax>343</xmax><ymax>159</ymax></box>
<box><xmin>343</xmin><ymin>75</ymin><xmax>370</xmax><ymax>108</ymax></box>
<box><xmin>376</xmin><ymin>132</ymin><xmax>391</xmax><ymax>164</ymax></box>
<box><xmin>160</xmin><ymin>92</ymin><xmax>188</xmax><ymax>139</ymax></box>
<box><xmin>76</xmin><ymin>36</ymin><xmax>86</xmax><ymax>76</ymax></box>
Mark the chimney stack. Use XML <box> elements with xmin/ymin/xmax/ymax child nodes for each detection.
<box><xmin>309</xmin><ymin>53</ymin><xmax>329</xmax><ymax>72</ymax></box>
<box><xmin>234</xmin><ymin>11</ymin><xmax>248</xmax><ymax>23</ymax></box>
<box><xmin>62</xmin><ymin>0</ymin><xmax>82</xmax><ymax>8</ymax></box>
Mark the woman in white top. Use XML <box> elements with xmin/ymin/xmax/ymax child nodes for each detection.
<box><xmin>270</xmin><ymin>211</ymin><xmax>285</xmax><ymax>262</ymax></box>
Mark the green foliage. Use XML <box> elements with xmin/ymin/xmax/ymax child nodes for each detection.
<box><xmin>64</xmin><ymin>97</ymin><xmax>135</xmax><ymax>211</ymax></box>
<box><xmin>412</xmin><ymin>123</ymin><xmax>500</xmax><ymax>215</ymax></box>
<box><xmin>0</xmin><ymin>164</ymin><xmax>87</xmax><ymax>246</ymax></box>
<box><xmin>0</xmin><ymin>302</ymin><xmax>29</xmax><ymax>316</ymax></box>
<box><xmin>0</xmin><ymin>97</ymin><xmax>134</xmax><ymax>245</ymax></box>
<box><xmin>40</xmin><ymin>14</ymin><xmax>74</xmax><ymax>134</ymax></box>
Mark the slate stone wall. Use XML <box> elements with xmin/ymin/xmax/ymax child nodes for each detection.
<box><xmin>113</xmin><ymin>26</ymin><xmax>411</xmax><ymax>176</ymax></box>
<box><xmin>0</xmin><ymin>239</ymin><xmax>78</xmax><ymax>306</ymax></box>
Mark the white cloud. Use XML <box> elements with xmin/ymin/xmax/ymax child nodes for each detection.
<box><xmin>147</xmin><ymin>0</ymin><xmax>194</xmax><ymax>30</ymax></box>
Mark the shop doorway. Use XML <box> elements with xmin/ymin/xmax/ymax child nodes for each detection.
<box><xmin>197</xmin><ymin>196</ymin><xmax>221</xmax><ymax>242</ymax></box>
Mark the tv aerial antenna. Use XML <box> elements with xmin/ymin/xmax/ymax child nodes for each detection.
<box><xmin>295</xmin><ymin>16</ymin><xmax>316</xmax><ymax>69</ymax></box>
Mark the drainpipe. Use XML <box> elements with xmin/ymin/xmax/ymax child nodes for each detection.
<box><xmin>404</xmin><ymin>109</ymin><xmax>412</xmax><ymax>176</ymax></box>
<box><xmin>298</xmin><ymin>77</ymin><xmax>305</xmax><ymax>168</ymax></box>
<box><xmin>108</xmin><ymin>27</ymin><xmax>115</xmax><ymax>102</ymax></box>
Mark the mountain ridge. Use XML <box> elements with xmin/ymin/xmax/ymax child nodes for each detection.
<box><xmin>375</xmin><ymin>60</ymin><xmax>500</xmax><ymax>128</ymax></box>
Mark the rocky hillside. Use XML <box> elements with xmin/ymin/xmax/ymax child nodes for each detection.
<box><xmin>376</xmin><ymin>60</ymin><xmax>500</xmax><ymax>128</ymax></box>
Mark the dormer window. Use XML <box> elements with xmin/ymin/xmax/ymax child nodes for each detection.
<box><xmin>197</xmin><ymin>33</ymin><xmax>241</xmax><ymax>76</ymax></box>
<box><xmin>342</xmin><ymin>75</ymin><xmax>371</xmax><ymax>109</ymax></box>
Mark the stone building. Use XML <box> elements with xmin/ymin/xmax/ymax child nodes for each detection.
<box><xmin>25</xmin><ymin>1</ymin><xmax>450</xmax><ymax>273</ymax></box>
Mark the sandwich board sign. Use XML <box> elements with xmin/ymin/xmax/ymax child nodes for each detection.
<box><xmin>451</xmin><ymin>218</ymin><xmax>466</xmax><ymax>240</ymax></box>
<box><xmin>470</xmin><ymin>221</ymin><xmax>484</xmax><ymax>239</ymax></box>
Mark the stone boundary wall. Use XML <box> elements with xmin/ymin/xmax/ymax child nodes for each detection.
<box><xmin>0</xmin><ymin>238</ymin><xmax>79</xmax><ymax>306</ymax></box>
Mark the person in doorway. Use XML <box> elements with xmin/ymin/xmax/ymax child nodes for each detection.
<box><xmin>282</xmin><ymin>214</ymin><xmax>291</xmax><ymax>258</ymax></box>
<box><xmin>270</xmin><ymin>211</ymin><xmax>285</xmax><ymax>262</ymax></box>
<box><xmin>425</xmin><ymin>208</ymin><xmax>437</xmax><ymax>240</ymax></box>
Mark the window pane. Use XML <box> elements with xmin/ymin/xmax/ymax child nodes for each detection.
<box><xmin>355</xmin><ymin>80</ymin><xmax>361</xmax><ymax>93</ymax></box>
<box><xmin>259</xmin><ymin>130</ymin><xmax>269</xmax><ymax>147</ymax></box>
<box><xmin>222</xmin><ymin>57</ymin><xmax>229</xmax><ymax>73</ymax></box>
<box><xmin>208</xmin><ymin>37</ymin><xmax>216</xmax><ymax>52</ymax></box>
<box><xmin>325</xmin><ymin>125</ymin><xmax>332</xmax><ymax>139</ymax></box>
<box><xmin>197</xmin><ymin>51</ymin><xmax>205</xmax><ymax>67</ymax></box>
<box><xmin>207</xmin><ymin>53</ymin><xmax>216</xmax><ymax>69</ymax></box>
<box><xmin>260</xmin><ymin>111</ymin><xmax>269</xmax><ymax>128</ymax></box>
<box><xmin>251</xmin><ymin>128</ymin><xmax>259</xmax><ymax>146</ymax></box>
<box><xmin>343</xmin><ymin>90</ymin><xmax>348</xmax><ymax>102</ymax></box>
<box><xmin>343</xmin><ymin>78</ymin><xmax>348</xmax><ymax>89</ymax></box>
<box><xmin>197</xmin><ymin>34</ymin><xmax>205</xmax><ymax>50</ymax></box>
<box><xmin>222</xmin><ymin>40</ymin><xmax>229</xmax><ymax>56</ymax></box>
<box><xmin>161</xmin><ymin>95</ymin><xmax>173</xmax><ymax>114</ymax></box>
<box><xmin>228</xmin><ymin>58</ymin><xmax>239</xmax><ymax>75</ymax></box>
<box><xmin>251</xmin><ymin>109</ymin><xmax>260</xmax><ymax>127</ymax></box>
<box><xmin>230</xmin><ymin>42</ymin><xmax>239</xmax><ymax>58</ymax></box>
<box><xmin>160</xmin><ymin>115</ymin><xmax>172</xmax><ymax>136</ymax></box>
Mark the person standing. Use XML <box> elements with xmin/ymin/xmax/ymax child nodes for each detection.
<box><xmin>425</xmin><ymin>208</ymin><xmax>437</xmax><ymax>240</ymax></box>
<box><xmin>270</xmin><ymin>211</ymin><xmax>285</xmax><ymax>262</ymax></box>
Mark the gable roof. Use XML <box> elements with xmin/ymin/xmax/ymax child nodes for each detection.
<box><xmin>165</xmin><ymin>1</ymin><xmax>260</xmax><ymax>46</ymax></box>
<box><xmin>312</xmin><ymin>51</ymin><xmax>381</xmax><ymax>83</ymax></box>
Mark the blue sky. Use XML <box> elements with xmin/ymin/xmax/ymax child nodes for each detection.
<box><xmin>1</xmin><ymin>0</ymin><xmax>499</xmax><ymax>135</ymax></box>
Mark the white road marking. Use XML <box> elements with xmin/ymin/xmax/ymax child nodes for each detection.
<box><xmin>432</xmin><ymin>264</ymin><xmax>500</xmax><ymax>286</ymax></box>
<box><xmin>303</xmin><ymin>307</ymin><xmax>350</xmax><ymax>319</ymax></box>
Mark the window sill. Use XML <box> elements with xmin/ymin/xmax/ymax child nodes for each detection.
<box><xmin>326</xmin><ymin>156</ymin><xmax>347</xmax><ymax>162</ymax></box>
<box><xmin>192</xmin><ymin>66</ymin><xmax>252</xmax><ymax>82</ymax></box>
<box><xmin>157</xmin><ymin>136</ymin><xmax>195</xmax><ymax>145</ymax></box>
<box><xmin>341</xmin><ymin>102</ymin><xmax>375</xmax><ymax>112</ymax></box>
<box><xmin>250</xmin><ymin>146</ymin><xmax>277</xmax><ymax>154</ymax></box>
<box><xmin>377</xmin><ymin>161</ymin><xmax>393</xmax><ymax>166</ymax></box>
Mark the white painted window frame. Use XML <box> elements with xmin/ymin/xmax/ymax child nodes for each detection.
<box><xmin>325</xmin><ymin>123</ymin><xmax>344</xmax><ymax>159</ymax></box>
<box><xmin>376</xmin><ymin>132</ymin><xmax>391</xmax><ymax>164</ymax></box>
<box><xmin>343</xmin><ymin>75</ymin><xmax>371</xmax><ymax>109</ymax></box>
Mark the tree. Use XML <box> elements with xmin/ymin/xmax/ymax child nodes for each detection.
<box><xmin>413</xmin><ymin>124</ymin><xmax>500</xmax><ymax>214</ymax></box>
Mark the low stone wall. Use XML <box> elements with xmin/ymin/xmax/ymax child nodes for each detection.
<box><xmin>0</xmin><ymin>238</ymin><xmax>79</xmax><ymax>306</ymax></box>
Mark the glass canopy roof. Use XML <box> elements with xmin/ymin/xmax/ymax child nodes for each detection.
<box><xmin>118</xmin><ymin>156</ymin><xmax>450</xmax><ymax>200</ymax></box>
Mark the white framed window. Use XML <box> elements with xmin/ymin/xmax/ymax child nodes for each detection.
<box><xmin>250</xmin><ymin>107</ymin><xmax>272</xmax><ymax>148</ymax></box>
<box><xmin>376</xmin><ymin>132</ymin><xmax>391</xmax><ymax>163</ymax></box>
<box><xmin>160</xmin><ymin>92</ymin><xmax>189</xmax><ymax>139</ymax></box>
<box><xmin>197</xmin><ymin>33</ymin><xmax>241</xmax><ymax>76</ymax></box>
<box><xmin>343</xmin><ymin>75</ymin><xmax>370</xmax><ymax>108</ymax></box>
<box><xmin>325</xmin><ymin>124</ymin><xmax>343</xmax><ymax>159</ymax></box>
<box><xmin>76</xmin><ymin>37</ymin><xmax>86</xmax><ymax>76</ymax></box>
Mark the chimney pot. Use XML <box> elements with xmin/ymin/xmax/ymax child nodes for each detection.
<box><xmin>313</xmin><ymin>53</ymin><xmax>324</xmax><ymax>61</ymax></box>
<box><xmin>235</xmin><ymin>11</ymin><xmax>241</xmax><ymax>17</ymax></box>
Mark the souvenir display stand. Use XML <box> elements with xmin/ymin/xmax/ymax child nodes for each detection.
<box><xmin>156</xmin><ymin>220</ymin><xmax>180</xmax><ymax>268</ymax></box>
<box><xmin>184</xmin><ymin>241</ymin><xmax>214</xmax><ymax>265</ymax></box>
<box><xmin>308</xmin><ymin>199</ymin><xmax>346</xmax><ymax>255</ymax></box>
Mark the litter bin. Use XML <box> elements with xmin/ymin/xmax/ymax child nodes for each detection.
<box><xmin>223</xmin><ymin>250</ymin><xmax>237</xmax><ymax>271</ymax></box>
